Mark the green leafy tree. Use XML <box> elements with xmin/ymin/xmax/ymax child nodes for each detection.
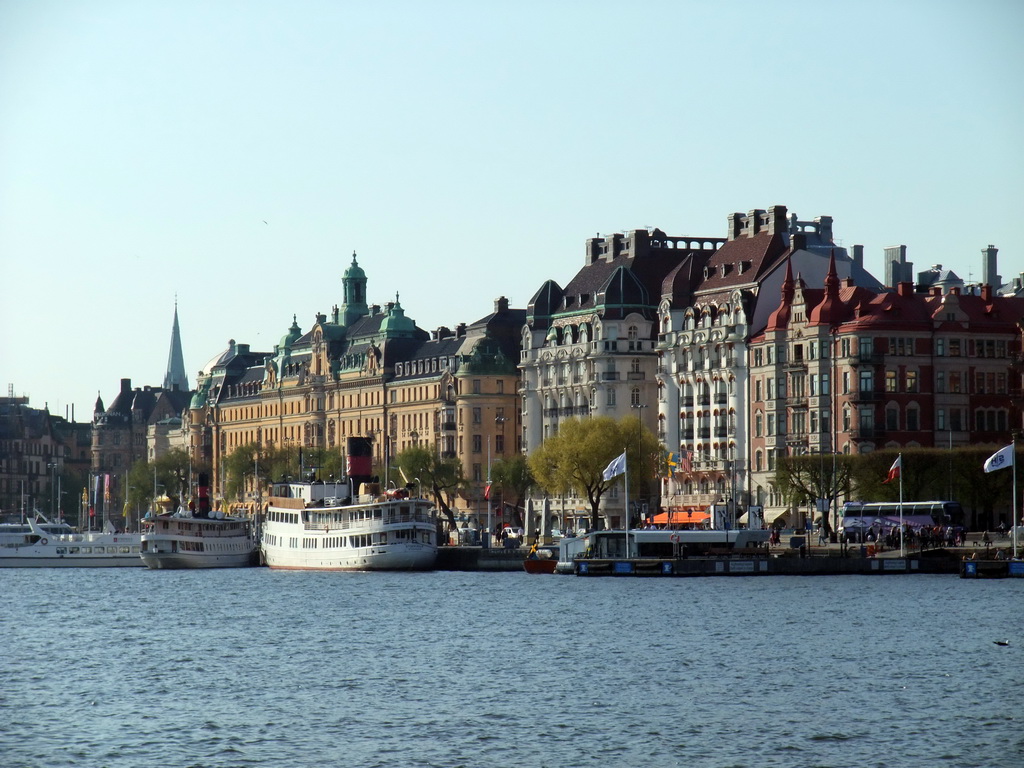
<box><xmin>394</xmin><ymin>445</ymin><xmax>467</xmax><ymax>533</ymax></box>
<box><xmin>528</xmin><ymin>416</ymin><xmax>658</xmax><ymax>531</ymax></box>
<box><xmin>489</xmin><ymin>453</ymin><xmax>534</xmax><ymax>527</ymax></box>
<box><xmin>126</xmin><ymin>448</ymin><xmax>203</xmax><ymax>513</ymax></box>
<box><xmin>774</xmin><ymin>453</ymin><xmax>854</xmax><ymax>536</ymax></box>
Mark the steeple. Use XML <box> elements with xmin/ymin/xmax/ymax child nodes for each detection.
<box><xmin>163</xmin><ymin>300</ymin><xmax>189</xmax><ymax>392</ymax></box>
<box><xmin>340</xmin><ymin>251</ymin><xmax>369</xmax><ymax>327</ymax></box>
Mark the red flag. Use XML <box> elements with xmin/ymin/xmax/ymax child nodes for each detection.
<box><xmin>882</xmin><ymin>456</ymin><xmax>901</xmax><ymax>484</ymax></box>
<box><xmin>484</xmin><ymin>483</ymin><xmax>491</xmax><ymax>500</ymax></box>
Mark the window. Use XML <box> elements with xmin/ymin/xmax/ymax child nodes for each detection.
<box><xmin>859</xmin><ymin>370</ymin><xmax>873</xmax><ymax>394</ymax></box>
<box><xmin>755</xmin><ymin>413</ymin><xmax>763</xmax><ymax>437</ymax></box>
<box><xmin>885</xmin><ymin>371</ymin><xmax>897</xmax><ymax>392</ymax></box>
<box><xmin>936</xmin><ymin>371</ymin><xmax>946</xmax><ymax>393</ymax></box>
<box><xmin>606</xmin><ymin>388</ymin><xmax>616</xmax><ymax>407</ymax></box>
<box><xmin>821</xmin><ymin>373</ymin><xmax>830</xmax><ymax>396</ymax></box>
<box><xmin>472</xmin><ymin>435</ymin><xmax>482</xmax><ymax>453</ymax></box>
<box><xmin>905</xmin><ymin>371</ymin><xmax>918</xmax><ymax>393</ymax></box>
<box><xmin>937</xmin><ymin>410</ymin><xmax>946</xmax><ymax>430</ymax></box>
<box><xmin>472</xmin><ymin>463</ymin><xmax>482</xmax><ymax>482</ymax></box>
<box><xmin>949</xmin><ymin>372</ymin><xmax>961</xmax><ymax>394</ymax></box>
<box><xmin>906</xmin><ymin>408</ymin><xmax>919</xmax><ymax>431</ymax></box>
<box><xmin>886</xmin><ymin>408</ymin><xmax>898</xmax><ymax>431</ymax></box>
<box><xmin>472</xmin><ymin>407</ymin><xmax>482</xmax><ymax>424</ymax></box>
<box><xmin>630</xmin><ymin>388</ymin><xmax>641</xmax><ymax>407</ymax></box>
<box><xmin>936</xmin><ymin>338</ymin><xmax>945</xmax><ymax>356</ymax></box>
<box><xmin>472</xmin><ymin>379</ymin><xmax>481</xmax><ymax>394</ymax></box>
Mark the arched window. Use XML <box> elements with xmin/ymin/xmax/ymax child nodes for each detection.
<box><xmin>630</xmin><ymin>387</ymin><xmax>641</xmax><ymax>407</ymax></box>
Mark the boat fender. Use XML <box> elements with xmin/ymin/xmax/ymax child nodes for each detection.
<box><xmin>40</xmin><ymin>538</ymin><xmax>48</xmax><ymax>545</ymax></box>
<box><xmin>669</xmin><ymin>534</ymin><xmax>679</xmax><ymax>543</ymax></box>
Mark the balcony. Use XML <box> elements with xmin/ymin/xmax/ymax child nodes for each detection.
<box><xmin>698</xmin><ymin>428</ymin><xmax>711</xmax><ymax>439</ymax></box>
<box><xmin>681</xmin><ymin>430</ymin><xmax>694</xmax><ymax>440</ymax></box>
<box><xmin>851</xmin><ymin>426</ymin><xmax>881</xmax><ymax>440</ymax></box>
<box><xmin>787</xmin><ymin>396</ymin><xmax>808</xmax><ymax>408</ymax></box>
<box><xmin>852</xmin><ymin>389</ymin><xmax>879</xmax><ymax>402</ymax></box>
<box><xmin>441</xmin><ymin>421</ymin><xmax>456</xmax><ymax>431</ymax></box>
<box><xmin>697</xmin><ymin>395</ymin><xmax>710</xmax><ymax>406</ymax></box>
<box><xmin>713</xmin><ymin>427</ymin><xmax>728</xmax><ymax>438</ymax></box>
<box><xmin>600</xmin><ymin>372</ymin><xmax>620</xmax><ymax>381</ymax></box>
<box><xmin>543</xmin><ymin>408</ymin><xmax>559</xmax><ymax>418</ymax></box>
<box><xmin>853</xmin><ymin>352</ymin><xmax>884</xmax><ymax>365</ymax></box>
<box><xmin>681</xmin><ymin>396</ymin><xmax>694</xmax><ymax>407</ymax></box>
<box><xmin>627</xmin><ymin>372</ymin><xmax>646</xmax><ymax>381</ymax></box>
<box><xmin>714</xmin><ymin>393</ymin><xmax>727</xmax><ymax>405</ymax></box>
<box><xmin>440</xmin><ymin>451</ymin><xmax>456</xmax><ymax>459</ymax></box>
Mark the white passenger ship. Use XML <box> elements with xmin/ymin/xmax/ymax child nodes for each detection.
<box><xmin>262</xmin><ymin>480</ymin><xmax>438</xmax><ymax>571</ymax></box>
<box><xmin>140</xmin><ymin>486</ymin><xmax>257</xmax><ymax>569</ymax></box>
<box><xmin>140</xmin><ymin>510</ymin><xmax>258</xmax><ymax>569</ymax></box>
<box><xmin>0</xmin><ymin>516</ymin><xmax>143</xmax><ymax>567</ymax></box>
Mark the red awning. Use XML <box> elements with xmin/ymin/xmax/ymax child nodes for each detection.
<box><xmin>652</xmin><ymin>509</ymin><xmax>710</xmax><ymax>525</ymax></box>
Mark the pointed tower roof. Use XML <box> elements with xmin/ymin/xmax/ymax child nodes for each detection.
<box><xmin>163</xmin><ymin>301</ymin><xmax>189</xmax><ymax>391</ymax></box>
<box><xmin>809</xmin><ymin>250</ymin><xmax>843</xmax><ymax>326</ymax></box>
<box><xmin>766</xmin><ymin>258</ymin><xmax>795</xmax><ymax>331</ymax></box>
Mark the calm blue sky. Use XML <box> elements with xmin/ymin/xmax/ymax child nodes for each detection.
<box><xmin>2</xmin><ymin>0</ymin><xmax>1021</xmax><ymax>419</ymax></box>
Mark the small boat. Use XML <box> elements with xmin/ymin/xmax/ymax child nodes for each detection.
<box><xmin>523</xmin><ymin>552</ymin><xmax>557</xmax><ymax>574</ymax></box>
<box><xmin>0</xmin><ymin>515</ymin><xmax>143</xmax><ymax>567</ymax></box>
<box><xmin>262</xmin><ymin>479</ymin><xmax>438</xmax><ymax>571</ymax></box>
<box><xmin>140</xmin><ymin>485</ymin><xmax>258</xmax><ymax>569</ymax></box>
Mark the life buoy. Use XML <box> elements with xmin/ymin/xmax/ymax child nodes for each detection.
<box><xmin>40</xmin><ymin>538</ymin><xmax>48</xmax><ymax>546</ymax></box>
<box><xmin>670</xmin><ymin>534</ymin><xmax>679</xmax><ymax>543</ymax></box>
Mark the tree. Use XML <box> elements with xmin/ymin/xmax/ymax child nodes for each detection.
<box><xmin>126</xmin><ymin>448</ymin><xmax>203</xmax><ymax>513</ymax></box>
<box><xmin>528</xmin><ymin>416</ymin><xmax>657</xmax><ymax>531</ymax></box>
<box><xmin>393</xmin><ymin>445</ymin><xmax>467</xmax><ymax>534</ymax></box>
<box><xmin>774</xmin><ymin>453</ymin><xmax>854</xmax><ymax>536</ymax></box>
<box><xmin>489</xmin><ymin>453</ymin><xmax>534</xmax><ymax>527</ymax></box>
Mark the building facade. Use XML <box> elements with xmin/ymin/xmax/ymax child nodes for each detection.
<box><xmin>749</xmin><ymin>255</ymin><xmax>1024</xmax><ymax>527</ymax></box>
<box><xmin>187</xmin><ymin>254</ymin><xmax>524</xmax><ymax>522</ymax></box>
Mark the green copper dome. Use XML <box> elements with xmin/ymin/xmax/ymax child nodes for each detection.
<box><xmin>343</xmin><ymin>251</ymin><xmax>366</xmax><ymax>280</ymax></box>
<box><xmin>280</xmin><ymin>315</ymin><xmax>302</xmax><ymax>349</ymax></box>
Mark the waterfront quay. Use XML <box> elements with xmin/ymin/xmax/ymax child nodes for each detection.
<box><xmin>436</xmin><ymin>530</ymin><xmax>1023</xmax><ymax>576</ymax></box>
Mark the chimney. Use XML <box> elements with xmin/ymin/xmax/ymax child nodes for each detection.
<box><xmin>898</xmin><ymin>282</ymin><xmax>913</xmax><ymax>298</ymax></box>
<box><xmin>884</xmin><ymin>245</ymin><xmax>910</xmax><ymax>288</ymax></box>
<box><xmin>851</xmin><ymin>244</ymin><xmax>864</xmax><ymax>271</ymax></box>
<box><xmin>121</xmin><ymin>378</ymin><xmax>131</xmax><ymax>394</ymax></box>
<box><xmin>456</xmin><ymin>323</ymin><xmax>466</xmax><ymax>338</ymax></box>
<box><xmin>815</xmin><ymin>216</ymin><xmax>834</xmax><ymax>243</ymax></box>
<box><xmin>494</xmin><ymin>296</ymin><xmax>509</xmax><ymax>313</ymax></box>
<box><xmin>981</xmin><ymin>244</ymin><xmax>1000</xmax><ymax>289</ymax></box>
<box><xmin>727</xmin><ymin>213</ymin><xmax>744</xmax><ymax>241</ymax></box>
<box><xmin>747</xmin><ymin>209</ymin><xmax>766</xmax><ymax>236</ymax></box>
<box><xmin>585</xmin><ymin>236</ymin><xmax>603</xmax><ymax>264</ymax></box>
<box><xmin>981</xmin><ymin>284</ymin><xmax>992</xmax><ymax>301</ymax></box>
<box><xmin>767</xmin><ymin>205</ymin><xmax>788</xmax><ymax>235</ymax></box>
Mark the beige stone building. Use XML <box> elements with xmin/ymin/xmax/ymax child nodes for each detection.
<box><xmin>188</xmin><ymin>254</ymin><xmax>524</xmax><ymax>522</ymax></box>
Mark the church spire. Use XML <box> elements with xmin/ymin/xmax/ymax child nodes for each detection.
<box><xmin>163</xmin><ymin>299</ymin><xmax>189</xmax><ymax>392</ymax></box>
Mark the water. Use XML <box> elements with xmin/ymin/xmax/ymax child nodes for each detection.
<box><xmin>2</xmin><ymin>569</ymin><xmax>1022</xmax><ymax>768</ymax></box>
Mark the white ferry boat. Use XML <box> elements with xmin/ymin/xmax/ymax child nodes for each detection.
<box><xmin>0</xmin><ymin>516</ymin><xmax>143</xmax><ymax>567</ymax></box>
<box><xmin>140</xmin><ymin>486</ymin><xmax>258</xmax><ymax>569</ymax></box>
<box><xmin>140</xmin><ymin>510</ymin><xmax>258</xmax><ymax>569</ymax></box>
<box><xmin>263</xmin><ymin>479</ymin><xmax>438</xmax><ymax>571</ymax></box>
<box><xmin>567</xmin><ymin>527</ymin><xmax>771</xmax><ymax>575</ymax></box>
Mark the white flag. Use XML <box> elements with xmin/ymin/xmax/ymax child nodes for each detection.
<box><xmin>983</xmin><ymin>444</ymin><xmax>1015</xmax><ymax>473</ymax></box>
<box><xmin>602</xmin><ymin>452</ymin><xmax>627</xmax><ymax>481</ymax></box>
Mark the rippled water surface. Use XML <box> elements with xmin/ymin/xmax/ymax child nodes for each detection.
<box><xmin>2</xmin><ymin>569</ymin><xmax>1022</xmax><ymax>767</ymax></box>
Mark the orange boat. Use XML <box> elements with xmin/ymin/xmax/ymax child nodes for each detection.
<box><xmin>523</xmin><ymin>557</ymin><xmax>557</xmax><ymax>574</ymax></box>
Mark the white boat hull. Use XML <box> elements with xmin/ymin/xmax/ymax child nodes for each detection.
<box><xmin>263</xmin><ymin>541</ymin><xmax>436</xmax><ymax>571</ymax></box>
<box><xmin>0</xmin><ymin>534</ymin><xmax>144</xmax><ymax>567</ymax></box>
<box><xmin>141</xmin><ymin>550</ymin><xmax>257</xmax><ymax>569</ymax></box>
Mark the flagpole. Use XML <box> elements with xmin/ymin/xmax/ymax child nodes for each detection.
<box><xmin>624</xmin><ymin>450</ymin><xmax>631</xmax><ymax>558</ymax></box>
<box><xmin>898</xmin><ymin>452</ymin><xmax>904</xmax><ymax>558</ymax></box>
<box><xmin>1013</xmin><ymin>439</ymin><xmax>1018</xmax><ymax>560</ymax></box>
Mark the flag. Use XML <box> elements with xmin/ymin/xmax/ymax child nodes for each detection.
<box><xmin>484</xmin><ymin>482</ymin><xmax>492</xmax><ymax>500</ymax></box>
<box><xmin>882</xmin><ymin>455</ymin><xmax>901</xmax><ymax>484</ymax></box>
<box><xmin>984</xmin><ymin>444</ymin><xmax>1015</xmax><ymax>473</ymax></box>
<box><xmin>602</xmin><ymin>452</ymin><xmax>626</xmax><ymax>481</ymax></box>
<box><xmin>678</xmin><ymin>449</ymin><xmax>692</xmax><ymax>474</ymax></box>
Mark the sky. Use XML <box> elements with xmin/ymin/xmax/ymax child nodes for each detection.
<box><xmin>2</xmin><ymin>0</ymin><xmax>1022</xmax><ymax>421</ymax></box>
